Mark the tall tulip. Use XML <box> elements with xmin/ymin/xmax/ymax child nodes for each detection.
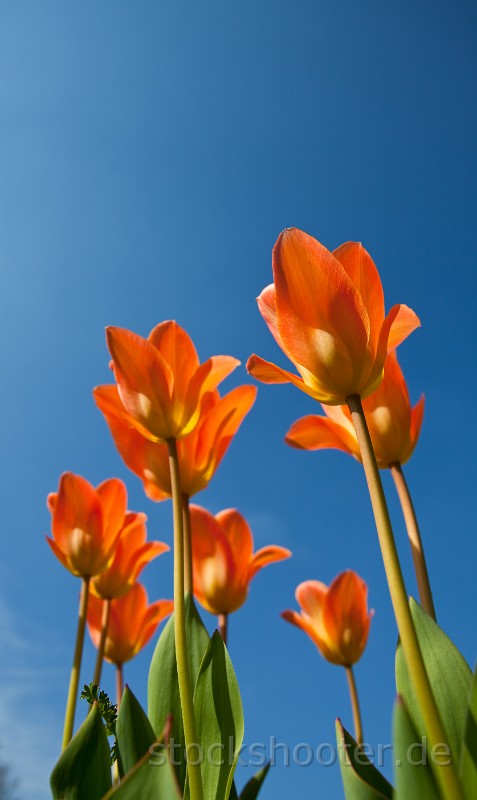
<box><xmin>247</xmin><ymin>228</ymin><xmax>420</xmax><ymax>405</ymax></box>
<box><xmin>282</xmin><ymin>571</ymin><xmax>372</xmax><ymax>743</ymax></box>
<box><xmin>104</xmin><ymin>320</ymin><xmax>240</xmax><ymax>800</ymax></box>
<box><xmin>247</xmin><ymin>229</ymin><xmax>458</xmax><ymax>797</ymax></box>
<box><xmin>47</xmin><ymin>472</ymin><xmax>129</xmax><ymax>750</ymax></box>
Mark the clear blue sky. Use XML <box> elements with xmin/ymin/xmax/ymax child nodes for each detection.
<box><xmin>1</xmin><ymin>2</ymin><xmax>476</xmax><ymax>798</ymax></box>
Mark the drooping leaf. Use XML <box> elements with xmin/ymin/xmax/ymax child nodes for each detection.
<box><xmin>460</xmin><ymin>664</ymin><xmax>477</xmax><ymax>800</ymax></box>
<box><xmin>193</xmin><ymin>631</ymin><xmax>244</xmax><ymax>800</ymax></box>
<box><xmin>51</xmin><ymin>704</ymin><xmax>112</xmax><ymax>799</ymax></box>
<box><xmin>336</xmin><ymin>720</ymin><xmax>393</xmax><ymax>800</ymax></box>
<box><xmin>393</xmin><ymin>697</ymin><xmax>439</xmax><ymax>799</ymax></box>
<box><xmin>239</xmin><ymin>762</ymin><xmax>270</xmax><ymax>799</ymax></box>
<box><xmin>116</xmin><ymin>686</ymin><xmax>156</xmax><ymax>773</ymax></box>
<box><xmin>148</xmin><ymin>594</ymin><xmax>210</xmax><ymax>792</ymax></box>
<box><xmin>395</xmin><ymin>599</ymin><xmax>472</xmax><ymax>763</ymax></box>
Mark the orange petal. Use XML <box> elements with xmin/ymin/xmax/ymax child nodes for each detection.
<box><xmin>272</xmin><ymin>229</ymin><xmax>370</xmax><ymax>382</ymax></box>
<box><xmin>247</xmin><ymin>354</ymin><xmax>337</xmax><ymax>401</ymax></box>
<box><xmin>333</xmin><ymin>242</ymin><xmax>385</xmax><ymax>350</ymax></box>
<box><xmin>96</xmin><ymin>478</ymin><xmax>128</xmax><ymax>546</ymax></box>
<box><xmin>215</xmin><ymin>508</ymin><xmax>254</xmax><ymax>567</ymax></box>
<box><xmin>148</xmin><ymin>320</ymin><xmax>200</xmax><ymax>404</ymax></box>
<box><xmin>285</xmin><ymin>415</ymin><xmax>360</xmax><ymax>458</ymax></box>
<box><xmin>323</xmin><ymin>571</ymin><xmax>371</xmax><ymax>665</ymax></box>
<box><xmin>385</xmin><ymin>304</ymin><xmax>421</xmax><ymax>352</ymax></box>
<box><xmin>248</xmin><ymin>545</ymin><xmax>291</xmax><ymax>581</ymax></box>
<box><xmin>106</xmin><ymin>327</ymin><xmax>174</xmax><ymax>440</ymax></box>
<box><xmin>296</xmin><ymin>580</ymin><xmax>327</xmax><ymax>617</ymax></box>
<box><xmin>407</xmin><ymin>394</ymin><xmax>425</xmax><ymax>461</ymax></box>
<box><xmin>179</xmin><ymin>355</ymin><xmax>240</xmax><ymax>437</ymax></box>
<box><xmin>52</xmin><ymin>473</ymin><xmax>102</xmax><ymax>553</ymax></box>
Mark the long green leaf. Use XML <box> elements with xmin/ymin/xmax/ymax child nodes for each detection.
<box><xmin>51</xmin><ymin>704</ymin><xmax>112</xmax><ymax>799</ymax></box>
<box><xmin>148</xmin><ymin>593</ymin><xmax>210</xmax><ymax>792</ymax></box>
<box><xmin>460</xmin><ymin>664</ymin><xmax>477</xmax><ymax>800</ymax></box>
<box><xmin>239</xmin><ymin>762</ymin><xmax>270</xmax><ymax>799</ymax></box>
<box><xmin>193</xmin><ymin>631</ymin><xmax>244</xmax><ymax>800</ymax></box>
<box><xmin>393</xmin><ymin>697</ymin><xmax>439</xmax><ymax>799</ymax></box>
<box><xmin>100</xmin><ymin>748</ymin><xmax>180</xmax><ymax>800</ymax></box>
<box><xmin>336</xmin><ymin>720</ymin><xmax>393</xmax><ymax>800</ymax></box>
<box><xmin>116</xmin><ymin>686</ymin><xmax>156</xmax><ymax>772</ymax></box>
<box><xmin>395</xmin><ymin>599</ymin><xmax>472</xmax><ymax>763</ymax></box>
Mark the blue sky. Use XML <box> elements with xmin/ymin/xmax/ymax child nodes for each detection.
<box><xmin>1</xmin><ymin>1</ymin><xmax>476</xmax><ymax>798</ymax></box>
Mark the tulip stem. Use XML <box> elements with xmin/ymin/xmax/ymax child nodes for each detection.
<box><xmin>218</xmin><ymin>613</ymin><xmax>228</xmax><ymax>646</ymax></box>
<box><xmin>116</xmin><ymin>663</ymin><xmax>124</xmax><ymax>709</ymax></box>
<box><xmin>62</xmin><ymin>577</ymin><xmax>90</xmax><ymax>751</ymax></box>
<box><xmin>92</xmin><ymin>598</ymin><xmax>111</xmax><ymax>689</ymax></box>
<box><xmin>345</xmin><ymin>666</ymin><xmax>363</xmax><ymax>745</ymax></box>
<box><xmin>182</xmin><ymin>493</ymin><xmax>193</xmax><ymax>595</ymax></box>
<box><xmin>390</xmin><ymin>462</ymin><xmax>436</xmax><ymax>620</ymax></box>
<box><xmin>346</xmin><ymin>394</ymin><xmax>462</xmax><ymax>800</ymax></box>
<box><xmin>167</xmin><ymin>438</ymin><xmax>204</xmax><ymax>800</ymax></box>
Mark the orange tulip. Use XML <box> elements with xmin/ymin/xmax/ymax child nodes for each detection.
<box><xmin>105</xmin><ymin>320</ymin><xmax>240</xmax><ymax>442</ymax></box>
<box><xmin>282</xmin><ymin>571</ymin><xmax>372</xmax><ymax>666</ymax></box>
<box><xmin>285</xmin><ymin>351</ymin><xmax>424</xmax><ymax>469</ymax></box>
<box><xmin>87</xmin><ymin>583</ymin><xmax>173</xmax><ymax>665</ymax></box>
<box><xmin>247</xmin><ymin>228</ymin><xmax>420</xmax><ymax>405</ymax></box>
<box><xmin>46</xmin><ymin>472</ymin><xmax>128</xmax><ymax>578</ymax></box>
<box><xmin>91</xmin><ymin>512</ymin><xmax>169</xmax><ymax>599</ymax></box>
<box><xmin>190</xmin><ymin>505</ymin><xmax>291</xmax><ymax>614</ymax></box>
<box><xmin>93</xmin><ymin>383</ymin><xmax>257</xmax><ymax>501</ymax></box>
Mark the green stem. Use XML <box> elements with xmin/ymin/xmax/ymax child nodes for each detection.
<box><xmin>346</xmin><ymin>394</ymin><xmax>462</xmax><ymax>800</ymax></box>
<box><xmin>92</xmin><ymin>598</ymin><xmax>111</xmax><ymax>688</ymax></box>
<box><xmin>345</xmin><ymin>666</ymin><xmax>363</xmax><ymax>745</ymax></box>
<box><xmin>62</xmin><ymin>577</ymin><xmax>90</xmax><ymax>750</ymax></box>
<box><xmin>167</xmin><ymin>438</ymin><xmax>203</xmax><ymax>800</ymax></box>
<box><xmin>390</xmin><ymin>462</ymin><xmax>436</xmax><ymax>620</ymax></box>
<box><xmin>218</xmin><ymin>613</ymin><xmax>228</xmax><ymax>647</ymax></box>
<box><xmin>182</xmin><ymin>493</ymin><xmax>193</xmax><ymax>596</ymax></box>
<box><xmin>116</xmin><ymin>662</ymin><xmax>124</xmax><ymax>709</ymax></box>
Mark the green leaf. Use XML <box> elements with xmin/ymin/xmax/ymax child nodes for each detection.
<box><xmin>193</xmin><ymin>631</ymin><xmax>244</xmax><ymax>800</ymax></box>
<box><xmin>148</xmin><ymin>593</ymin><xmax>210</xmax><ymax>792</ymax></box>
<box><xmin>51</xmin><ymin>704</ymin><xmax>112</xmax><ymax>799</ymax></box>
<box><xmin>393</xmin><ymin>697</ymin><xmax>439</xmax><ymax>799</ymax></box>
<box><xmin>116</xmin><ymin>687</ymin><xmax>156</xmax><ymax>773</ymax></box>
<box><xmin>395</xmin><ymin>599</ymin><xmax>472</xmax><ymax>763</ymax></box>
<box><xmin>239</xmin><ymin>762</ymin><xmax>270</xmax><ymax>799</ymax></box>
<box><xmin>336</xmin><ymin>720</ymin><xmax>393</xmax><ymax>800</ymax></box>
<box><xmin>460</xmin><ymin>664</ymin><xmax>477</xmax><ymax>800</ymax></box>
<box><xmin>100</xmin><ymin>750</ymin><xmax>180</xmax><ymax>800</ymax></box>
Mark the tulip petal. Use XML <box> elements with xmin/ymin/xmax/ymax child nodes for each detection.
<box><xmin>272</xmin><ymin>229</ymin><xmax>370</xmax><ymax>384</ymax></box>
<box><xmin>333</xmin><ymin>241</ymin><xmax>385</xmax><ymax>350</ymax></box>
<box><xmin>215</xmin><ymin>508</ymin><xmax>254</xmax><ymax>567</ymax></box>
<box><xmin>247</xmin><ymin>354</ymin><xmax>339</xmax><ymax>402</ymax></box>
<box><xmin>285</xmin><ymin>415</ymin><xmax>360</xmax><ymax>458</ymax></box>
<box><xmin>248</xmin><ymin>545</ymin><xmax>291</xmax><ymax>581</ymax></box>
<box><xmin>408</xmin><ymin>394</ymin><xmax>425</xmax><ymax>461</ymax></box>
<box><xmin>385</xmin><ymin>304</ymin><xmax>421</xmax><ymax>353</ymax></box>
<box><xmin>52</xmin><ymin>473</ymin><xmax>102</xmax><ymax>552</ymax></box>
<box><xmin>295</xmin><ymin>580</ymin><xmax>327</xmax><ymax>618</ymax></box>
<box><xmin>323</xmin><ymin>571</ymin><xmax>371</xmax><ymax>665</ymax></box>
<box><xmin>106</xmin><ymin>327</ymin><xmax>174</xmax><ymax>440</ymax></box>
<box><xmin>96</xmin><ymin>478</ymin><xmax>128</xmax><ymax>546</ymax></box>
<box><xmin>148</xmin><ymin>320</ymin><xmax>200</xmax><ymax>403</ymax></box>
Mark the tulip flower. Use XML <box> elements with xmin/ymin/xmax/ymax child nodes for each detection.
<box><xmin>105</xmin><ymin>320</ymin><xmax>240</xmax><ymax>442</ymax></box>
<box><xmin>190</xmin><ymin>505</ymin><xmax>291</xmax><ymax>641</ymax></box>
<box><xmin>91</xmin><ymin>512</ymin><xmax>169</xmax><ymax>600</ymax></box>
<box><xmin>247</xmin><ymin>228</ymin><xmax>420</xmax><ymax>405</ymax></box>
<box><xmin>285</xmin><ymin>351</ymin><xmax>424</xmax><ymax>469</ymax></box>
<box><xmin>282</xmin><ymin>571</ymin><xmax>372</xmax><ymax>666</ymax></box>
<box><xmin>87</xmin><ymin>583</ymin><xmax>173</xmax><ymax>704</ymax></box>
<box><xmin>47</xmin><ymin>472</ymin><xmax>128</xmax><ymax>579</ymax></box>
<box><xmin>282</xmin><ymin>570</ymin><xmax>372</xmax><ymax>744</ymax></box>
<box><xmin>93</xmin><ymin>383</ymin><xmax>257</xmax><ymax>501</ymax></box>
